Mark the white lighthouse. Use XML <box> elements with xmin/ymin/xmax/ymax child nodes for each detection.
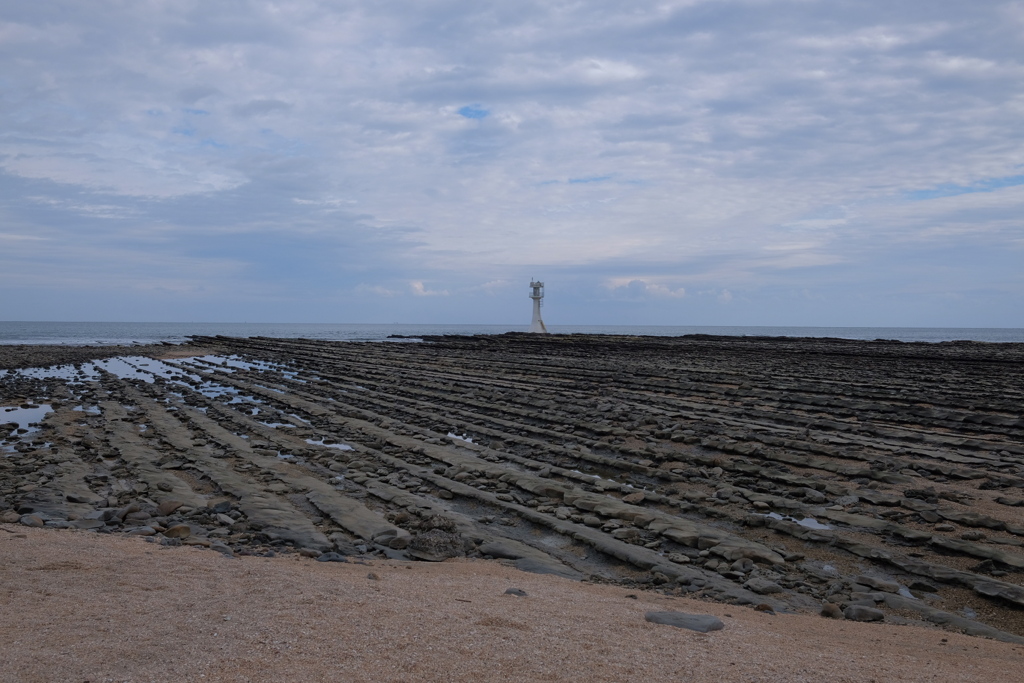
<box><xmin>529</xmin><ymin>280</ymin><xmax>548</xmax><ymax>334</ymax></box>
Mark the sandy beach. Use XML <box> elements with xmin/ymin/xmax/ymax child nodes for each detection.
<box><xmin>2</xmin><ymin>524</ymin><xmax>1021</xmax><ymax>683</ymax></box>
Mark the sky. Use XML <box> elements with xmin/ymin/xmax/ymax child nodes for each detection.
<box><xmin>1</xmin><ymin>0</ymin><xmax>1022</xmax><ymax>327</ymax></box>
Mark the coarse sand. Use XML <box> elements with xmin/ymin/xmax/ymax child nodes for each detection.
<box><xmin>1</xmin><ymin>525</ymin><xmax>1020</xmax><ymax>683</ymax></box>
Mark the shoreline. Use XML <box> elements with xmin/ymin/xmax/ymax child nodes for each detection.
<box><xmin>3</xmin><ymin>333</ymin><xmax>1024</xmax><ymax>674</ymax></box>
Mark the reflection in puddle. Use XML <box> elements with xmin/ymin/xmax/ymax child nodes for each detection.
<box><xmin>2</xmin><ymin>404</ymin><xmax>54</xmax><ymax>431</ymax></box>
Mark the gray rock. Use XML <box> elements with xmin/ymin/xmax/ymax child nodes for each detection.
<box><xmin>743</xmin><ymin>577</ymin><xmax>783</xmax><ymax>595</ymax></box>
<box><xmin>645</xmin><ymin>611</ymin><xmax>725</xmax><ymax>633</ymax></box>
<box><xmin>854</xmin><ymin>575</ymin><xmax>900</xmax><ymax>593</ymax></box>
<box><xmin>504</xmin><ymin>588</ymin><xmax>528</xmax><ymax>597</ymax></box>
<box><xmin>408</xmin><ymin>529</ymin><xmax>465</xmax><ymax>562</ymax></box>
<box><xmin>844</xmin><ymin>605</ymin><xmax>885</xmax><ymax>622</ymax></box>
<box><xmin>210</xmin><ymin>542</ymin><xmax>235</xmax><ymax>558</ymax></box>
<box><xmin>126</xmin><ymin>525</ymin><xmax>156</xmax><ymax>536</ymax></box>
<box><xmin>316</xmin><ymin>552</ymin><xmax>348</xmax><ymax>562</ymax></box>
<box><xmin>19</xmin><ymin>514</ymin><xmax>44</xmax><ymax>528</ymax></box>
<box><xmin>72</xmin><ymin>518</ymin><xmax>105</xmax><ymax>530</ymax></box>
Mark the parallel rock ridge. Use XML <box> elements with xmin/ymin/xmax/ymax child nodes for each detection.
<box><xmin>1</xmin><ymin>333</ymin><xmax>1023</xmax><ymax>642</ymax></box>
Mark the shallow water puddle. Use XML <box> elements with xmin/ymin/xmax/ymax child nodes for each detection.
<box><xmin>1</xmin><ymin>403</ymin><xmax>54</xmax><ymax>431</ymax></box>
<box><xmin>763</xmin><ymin>511</ymin><xmax>832</xmax><ymax>530</ymax></box>
<box><xmin>305</xmin><ymin>438</ymin><xmax>354</xmax><ymax>451</ymax></box>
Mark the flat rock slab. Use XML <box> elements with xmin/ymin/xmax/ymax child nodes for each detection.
<box><xmin>645</xmin><ymin>611</ymin><xmax>725</xmax><ymax>633</ymax></box>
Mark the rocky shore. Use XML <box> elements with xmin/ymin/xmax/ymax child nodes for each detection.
<box><xmin>2</xmin><ymin>333</ymin><xmax>1023</xmax><ymax>645</ymax></box>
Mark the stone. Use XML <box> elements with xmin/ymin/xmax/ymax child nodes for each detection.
<box><xmin>743</xmin><ymin>577</ymin><xmax>783</xmax><ymax>595</ymax></box>
<box><xmin>316</xmin><ymin>552</ymin><xmax>348</xmax><ymax>562</ymax></box>
<box><xmin>72</xmin><ymin>518</ymin><xmax>105</xmax><ymax>530</ymax></box>
<box><xmin>163</xmin><ymin>524</ymin><xmax>191</xmax><ymax>539</ymax></box>
<box><xmin>504</xmin><ymin>588</ymin><xmax>528</xmax><ymax>597</ymax></box>
<box><xmin>388</xmin><ymin>535</ymin><xmax>410</xmax><ymax>550</ymax></box>
<box><xmin>298</xmin><ymin>547</ymin><xmax>322</xmax><ymax>558</ymax></box>
<box><xmin>367</xmin><ymin>572</ymin><xmax>379</xmax><ymax>580</ymax></box>
<box><xmin>844</xmin><ymin>605</ymin><xmax>885</xmax><ymax>622</ymax></box>
<box><xmin>622</xmin><ymin>492</ymin><xmax>645</xmax><ymax>504</ymax></box>
<box><xmin>854</xmin><ymin>575</ymin><xmax>900</xmax><ymax>593</ymax></box>
<box><xmin>644</xmin><ymin>611</ymin><xmax>725</xmax><ymax>633</ymax></box>
<box><xmin>582</xmin><ymin>515</ymin><xmax>603</xmax><ymax>528</ymax></box>
<box><xmin>1</xmin><ymin>510</ymin><xmax>21</xmax><ymax>523</ymax></box>
<box><xmin>408</xmin><ymin>529</ymin><xmax>465</xmax><ymax>562</ymax></box>
<box><xmin>820</xmin><ymin>603</ymin><xmax>843</xmax><ymax>619</ymax></box>
<box><xmin>210</xmin><ymin>542</ymin><xmax>235</xmax><ymax>557</ymax></box>
<box><xmin>126</xmin><ymin>525</ymin><xmax>156</xmax><ymax>536</ymax></box>
<box><xmin>19</xmin><ymin>514</ymin><xmax>44</xmax><ymax>528</ymax></box>
<box><xmin>157</xmin><ymin>500</ymin><xmax>183</xmax><ymax>516</ymax></box>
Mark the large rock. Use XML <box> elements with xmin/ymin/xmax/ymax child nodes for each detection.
<box><xmin>645</xmin><ymin>611</ymin><xmax>725</xmax><ymax>633</ymax></box>
<box><xmin>408</xmin><ymin>529</ymin><xmax>465</xmax><ymax>562</ymax></box>
<box><xmin>743</xmin><ymin>577</ymin><xmax>783</xmax><ymax>595</ymax></box>
<box><xmin>844</xmin><ymin>605</ymin><xmax>885</xmax><ymax>622</ymax></box>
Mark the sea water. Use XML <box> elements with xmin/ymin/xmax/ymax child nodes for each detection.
<box><xmin>0</xmin><ymin>321</ymin><xmax>1022</xmax><ymax>345</ymax></box>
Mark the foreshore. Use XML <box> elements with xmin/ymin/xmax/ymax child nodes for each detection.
<box><xmin>2</xmin><ymin>333</ymin><xmax>1024</xmax><ymax>680</ymax></box>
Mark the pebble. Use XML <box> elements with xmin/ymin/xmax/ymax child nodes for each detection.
<box><xmin>504</xmin><ymin>588</ymin><xmax>528</xmax><ymax>597</ymax></box>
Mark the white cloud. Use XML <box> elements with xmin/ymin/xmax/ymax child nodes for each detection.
<box><xmin>410</xmin><ymin>280</ymin><xmax>449</xmax><ymax>296</ymax></box>
<box><xmin>0</xmin><ymin>1</ymin><xmax>1021</xmax><ymax>324</ymax></box>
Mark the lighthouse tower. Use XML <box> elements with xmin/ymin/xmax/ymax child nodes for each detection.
<box><xmin>529</xmin><ymin>280</ymin><xmax>549</xmax><ymax>334</ymax></box>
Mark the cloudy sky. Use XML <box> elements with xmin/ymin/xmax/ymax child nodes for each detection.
<box><xmin>1</xmin><ymin>1</ymin><xmax>1022</xmax><ymax>327</ymax></box>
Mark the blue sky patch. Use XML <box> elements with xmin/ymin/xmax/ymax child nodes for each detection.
<box><xmin>569</xmin><ymin>176</ymin><xmax>611</xmax><ymax>184</ymax></box>
<box><xmin>907</xmin><ymin>174</ymin><xmax>1024</xmax><ymax>200</ymax></box>
<box><xmin>457</xmin><ymin>105</ymin><xmax>489</xmax><ymax>119</ymax></box>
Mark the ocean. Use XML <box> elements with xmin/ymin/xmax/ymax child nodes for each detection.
<box><xmin>0</xmin><ymin>321</ymin><xmax>1022</xmax><ymax>345</ymax></box>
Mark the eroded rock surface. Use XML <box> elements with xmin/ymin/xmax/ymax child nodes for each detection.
<box><xmin>2</xmin><ymin>333</ymin><xmax>1023</xmax><ymax>642</ymax></box>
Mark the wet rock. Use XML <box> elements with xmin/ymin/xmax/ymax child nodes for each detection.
<box><xmin>645</xmin><ymin>611</ymin><xmax>724</xmax><ymax>633</ymax></box>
